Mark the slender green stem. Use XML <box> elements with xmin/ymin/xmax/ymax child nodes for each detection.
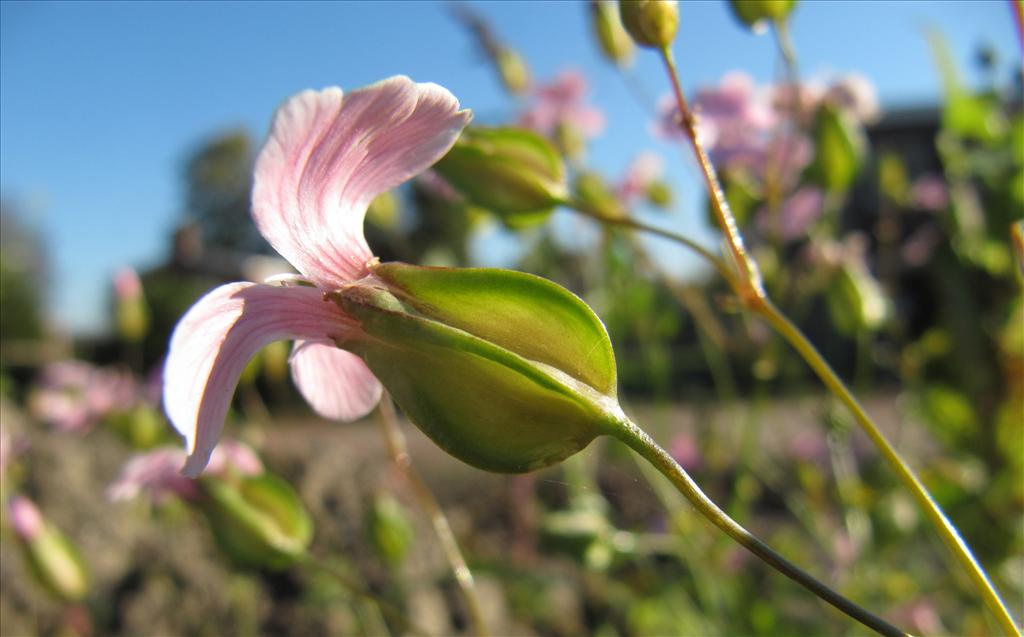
<box><xmin>612</xmin><ymin>417</ymin><xmax>910</xmax><ymax>637</ymax></box>
<box><xmin>567</xmin><ymin>197</ymin><xmax>739</xmax><ymax>289</ymax></box>
<box><xmin>654</xmin><ymin>43</ymin><xmax>1021</xmax><ymax>636</ymax></box>
<box><xmin>376</xmin><ymin>396</ymin><xmax>491</xmax><ymax>637</ymax></box>
<box><xmin>752</xmin><ymin>296</ymin><xmax>1022</xmax><ymax>636</ymax></box>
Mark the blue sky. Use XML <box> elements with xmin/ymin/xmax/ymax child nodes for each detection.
<box><xmin>1</xmin><ymin>1</ymin><xmax>1018</xmax><ymax>334</ymax></box>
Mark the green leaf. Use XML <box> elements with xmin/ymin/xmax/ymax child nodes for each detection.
<box><xmin>808</xmin><ymin>103</ymin><xmax>865</xmax><ymax>193</ymax></box>
<box><xmin>372</xmin><ymin>262</ymin><xmax>618</xmax><ymax>396</ymax></box>
<box><xmin>434</xmin><ymin>127</ymin><xmax>567</xmax><ymax>217</ymax></box>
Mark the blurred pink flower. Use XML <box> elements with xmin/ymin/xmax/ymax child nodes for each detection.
<box><xmin>901</xmin><ymin>224</ymin><xmax>943</xmax><ymax>267</ymax></box>
<box><xmin>29</xmin><ymin>361</ymin><xmax>137</xmax><ymax>433</ymax></box>
<box><xmin>7</xmin><ymin>496</ymin><xmax>44</xmax><ymax>540</ymax></box>
<box><xmin>789</xmin><ymin>430</ymin><xmax>828</xmax><ymax>463</ymax></box>
<box><xmin>669</xmin><ymin>432</ymin><xmax>702</xmax><ymax>472</ymax></box>
<box><xmin>163</xmin><ymin>77</ymin><xmax>471</xmax><ymax>476</ymax></box>
<box><xmin>108</xmin><ymin>440</ymin><xmax>264</xmax><ymax>503</ymax></box>
<box><xmin>824</xmin><ymin>73</ymin><xmax>879</xmax><ymax>123</ymax></box>
<box><xmin>113</xmin><ymin>267</ymin><xmax>143</xmax><ymax>301</ymax></box>
<box><xmin>520</xmin><ymin>69</ymin><xmax>605</xmax><ymax>139</ymax></box>
<box><xmin>910</xmin><ymin>174</ymin><xmax>949</xmax><ymax>211</ymax></box>
<box><xmin>759</xmin><ymin>186</ymin><xmax>824</xmax><ymax>241</ymax></box>
<box><xmin>617</xmin><ymin>151</ymin><xmax>664</xmax><ymax>204</ymax></box>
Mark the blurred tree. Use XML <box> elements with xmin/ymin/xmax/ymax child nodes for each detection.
<box><xmin>0</xmin><ymin>201</ymin><xmax>47</xmax><ymax>344</ymax></box>
<box><xmin>183</xmin><ymin>130</ymin><xmax>268</xmax><ymax>255</ymax></box>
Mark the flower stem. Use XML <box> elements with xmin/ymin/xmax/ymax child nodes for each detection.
<box><xmin>376</xmin><ymin>395</ymin><xmax>491</xmax><ymax>637</ymax></box>
<box><xmin>566</xmin><ymin>196</ymin><xmax>739</xmax><ymax>289</ymax></box>
<box><xmin>611</xmin><ymin>416</ymin><xmax>909</xmax><ymax>637</ymax></box>
<box><xmin>655</xmin><ymin>45</ymin><xmax>1021</xmax><ymax>636</ymax></box>
<box><xmin>751</xmin><ymin>296</ymin><xmax>1022</xmax><ymax>637</ymax></box>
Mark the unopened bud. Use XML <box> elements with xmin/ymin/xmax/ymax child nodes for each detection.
<box><xmin>496</xmin><ymin>48</ymin><xmax>531</xmax><ymax>95</ymax></box>
<box><xmin>590</xmin><ymin>0</ymin><xmax>635</xmax><ymax>65</ymax></box>
<box><xmin>434</xmin><ymin>127</ymin><xmax>568</xmax><ymax>217</ymax></box>
<box><xmin>367</xmin><ymin>493</ymin><xmax>414</xmax><ymax>567</ymax></box>
<box><xmin>8</xmin><ymin>497</ymin><xmax>89</xmax><ymax>602</ymax></box>
<box><xmin>115</xmin><ymin>267</ymin><xmax>149</xmax><ymax>342</ymax></box>
<box><xmin>728</xmin><ymin>0</ymin><xmax>797</xmax><ymax>30</ymax></box>
<box><xmin>198</xmin><ymin>473</ymin><xmax>312</xmax><ymax>570</ymax></box>
<box><xmin>618</xmin><ymin>0</ymin><xmax>679</xmax><ymax>49</ymax></box>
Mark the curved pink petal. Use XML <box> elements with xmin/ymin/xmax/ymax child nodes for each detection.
<box><xmin>253</xmin><ymin>76</ymin><xmax>472</xmax><ymax>288</ymax></box>
<box><xmin>164</xmin><ymin>282</ymin><xmax>359</xmax><ymax>476</ymax></box>
<box><xmin>290</xmin><ymin>340</ymin><xmax>382</xmax><ymax>421</ymax></box>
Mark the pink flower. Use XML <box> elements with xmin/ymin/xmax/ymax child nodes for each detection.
<box><xmin>910</xmin><ymin>174</ymin><xmax>949</xmax><ymax>211</ymax></box>
<box><xmin>824</xmin><ymin>73</ymin><xmax>879</xmax><ymax>123</ymax></box>
<box><xmin>29</xmin><ymin>361</ymin><xmax>137</xmax><ymax>433</ymax></box>
<box><xmin>520</xmin><ymin>69</ymin><xmax>605</xmax><ymax>139</ymax></box>
<box><xmin>669</xmin><ymin>432</ymin><xmax>702</xmax><ymax>472</ymax></box>
<box><xmin>617</xmin><ymin>151</ymin><xmax>664</xmax><ymax>204</ymax></box>
<box><xmin>163</xmin><ymin>77</ymin><xmax>471</xmax><ymax>477</ymax></box>
<box><xmin>758</xmin><ymin>186</ymin><xmax>824</xmax><ymax>241</ymax></box>
<box><xmin>107</xmin><ymin>440</ymin><xmax>264</xmax><ymax>503</ymax></box>
<box><xmin>8</xmin><ymin>496</ymin><xmax>45</xmax><ymax>540</ymax></box>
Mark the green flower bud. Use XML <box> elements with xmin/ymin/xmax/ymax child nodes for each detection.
<box><xmin>332</xmin><ymin>263</ymin><xmax>625</xmax><ymax>473</ymax></box>
<box><xmin>434</xmin><ymin>127</ymin><xmax>568</xmax><ymax>218</ymax></box>
<box><xmin>618</xmin><ymin>0</ymin><xmax>679</xmax><ymax>50</ymax></box>
<box><xmin>590</xmin><ymin>0</ymin><xmax>635</xmax><ymax>66</ymax></box>
<box><xmin>574</xmin><ymin>171</ymin><xmax>627</xmax><ymax>220</ymax></box>
<box><xmin>496</xmin><ymin>48</ymin><xmax>531</xmax><ymax>96</ymax></box>
<box><xmin>729</xmin><ymin>0</ymin><xmax>797</xmax><ymax>30</ymax></box>
<box><xmin>645</xmin><ymin>180</ymin><xmax>673</xmax><ymax>208</ymax></box>
<box><xmin>8</xmin><ymin>497</ymin><xmax>89</xmax><ymax>602</ymax></box>
<box><xmin>826</xmin><ymin>263</ymin><xmax>888</xmax><ymax>336</ymax></box>
<box><xmin>198</xmin><ymin>473</ymin><xmax>313</xmax><ymax>570</ymax></box>
<box><xmin>367</xmin><ymin>493</ymin><xmax>414</xmax><ymax>567</ymax></box>
<box><xmin>808</xmin><ymin>102</ymin><xmax>866</xmax><ymax>193</ymax></box>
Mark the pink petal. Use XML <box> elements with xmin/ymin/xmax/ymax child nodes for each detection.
<box><xmin>253</xmin><ymin>77</ymin><xmax>472</xmax><ymax>288</ymax></box>
<box><xmin>164</xmin><ymin>282</ymin><xmax>359</xmax><ymax>476</ymax></box>
<box><xmin>290</xmin><ymin>340</ymin><xmax>382</xmax><ymax>421</ymax></box>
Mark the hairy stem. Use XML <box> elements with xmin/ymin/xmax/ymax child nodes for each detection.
<box><xmin>654</xmin><ymin>44</ymin><xmax>1021</xmax><ymax>636</ymax></box>
<box><xmin>377</xmin><ymin>395</ymin><xmax>491</xmax><ymax>637</ymax></box>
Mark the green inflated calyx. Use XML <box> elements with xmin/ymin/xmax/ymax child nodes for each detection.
<box><xmin>198</xmin><ymin>473</ymin><xmax>313</xmax><ymax>570</ymax></box>
<box><xmin>434</xmin><ymin>127</ymin><xmax>568</xmax><ymax>218</ymax></box>
<box><xmin>331</xmin><ymin>263</ymin><xmax>624</xmax><ymax>474</ymax></box>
